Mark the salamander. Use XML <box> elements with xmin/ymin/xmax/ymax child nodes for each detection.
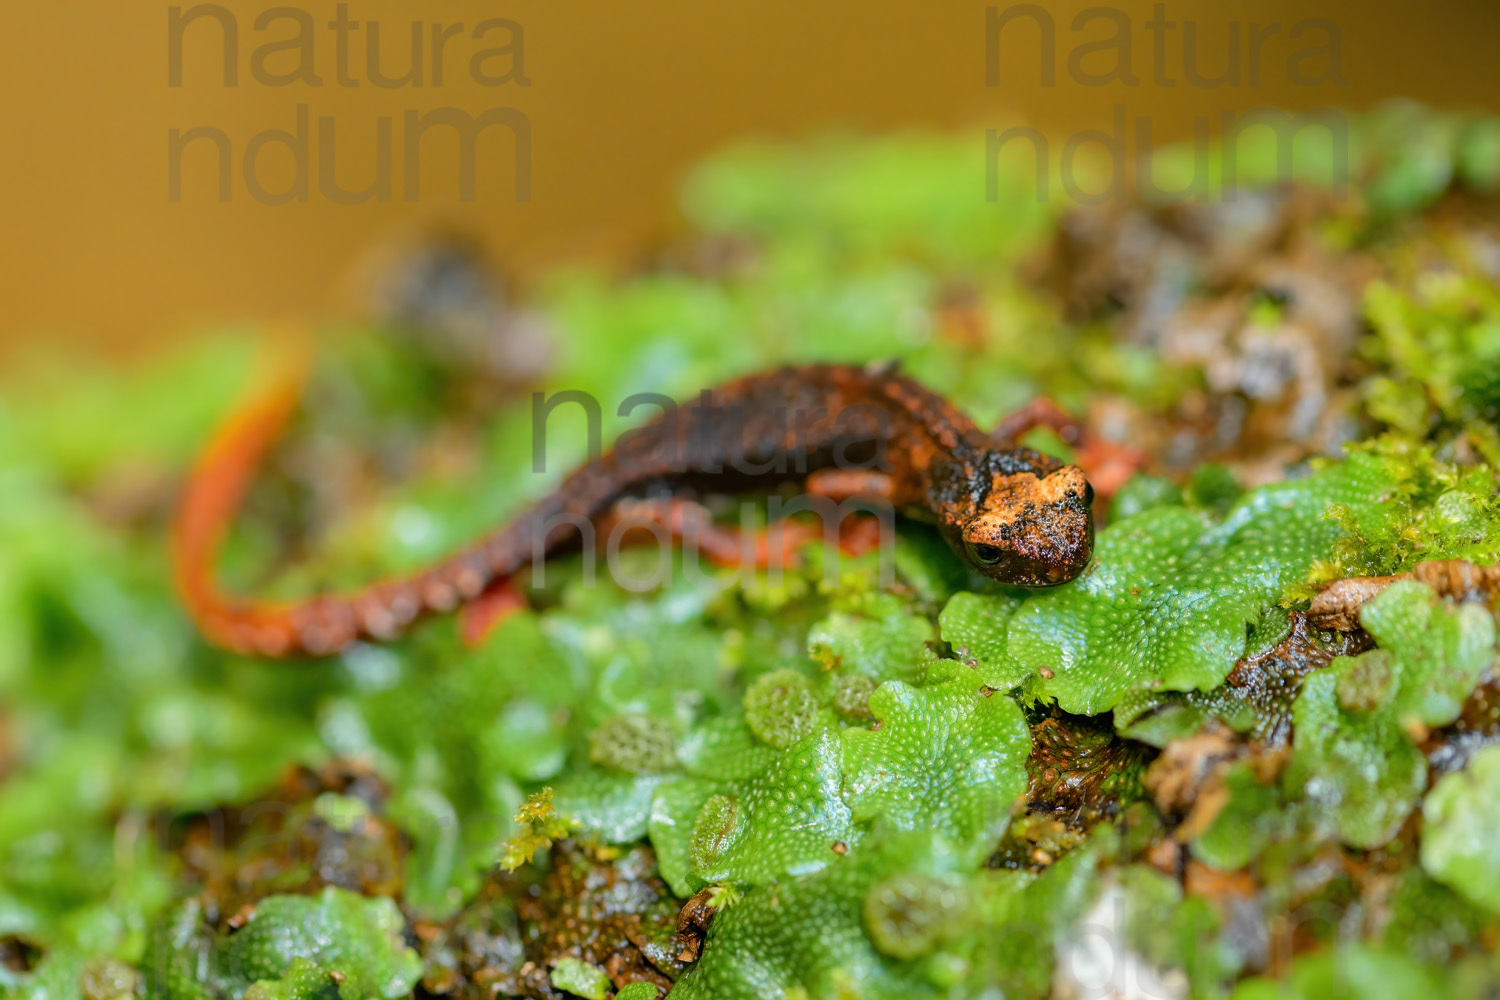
<box><xmin>174</xmin><ymin>362</ymin><xmax>1096</xmax><ymax>657</ymax></box>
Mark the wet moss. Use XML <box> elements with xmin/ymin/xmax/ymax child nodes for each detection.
<box><xmin>741</xmin><ymin>670</ymin><xmax>821</xmax><ymax>750</ymax></box>
<box><xmin>4</xmin><ymin>104</ymin><xmax>1500</xmax><ymax>999</ymax></box>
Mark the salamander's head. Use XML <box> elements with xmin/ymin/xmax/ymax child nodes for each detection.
<box><xmin>950</xmin><ymin>458</ymin><xmax>1095</xmax><ymax>587</ymax></box>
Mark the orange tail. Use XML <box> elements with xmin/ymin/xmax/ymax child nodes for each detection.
<box><xmin>172</xmin><ymin>348</ymin><xmax>312</xmax><ymax>657</ymax></box>
<box><xmin>174</xmin><ymin>342</ymin><xmax>529</xmax><ymax>658</ymax></box>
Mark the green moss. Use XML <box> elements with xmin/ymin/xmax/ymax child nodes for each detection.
<box><xmin>143</xmin><ymin>889</ymin><xmax>420</xmax><ymax>1000</ymax></box>
<box><xmin>1229</xmin><ymin>946</ymin><xmax>1442</xmax><ymax>1000</ymax></box>
<box><xmin>966</xmin><ymin>838</ymin><xmax>1108</xmax><ymax>997</ymax></box>
<box><xmin>1422</xmin><ymin>743</ymin><xmax>1500</xmax><ymax>914</ymax></box>
<box><xmin>689</xmin><ymin>794</ymin><xmax>744</xmax><ymax>874</ymax></box>
<box><xmin>669</xmin><ymin>836</ymin><xmax>944</xmax><ymax>1000</ymax></box>
<box><xmin>637</xmin><ymin>662</ymin><xmax>1032</xmax><ymax>903</ymax></box>
<box><xmin>497</xmin><ymin>788</ymin><xmax>572</xmax><ymax>872</ymax></box>
<box><xmin>1145</xmin><ymin>104</ymin><xmax>1500</xmax><ymax>217</ymax></box>
<box><xmin>1289</xmin><ymin>581</ymin><xmax>1495</xmax><ymax>848</ymax></box>
<box><xmin>670</xmin><ymin>831</ymin><xmax>1107</xmax><ymax>999</ymax></box>
<box><xmin>999</xmin><ymin>455</ymin><xmax>1398</xmax><ymax>714</ymax></box>
<box><xmin>661</xmin><ymin>729</ymin><xmax>854</xmax><ymax>892</ymax></box>
<box><xmin>742</xmin><ymin>669</ymin><xmax>823</xmax><ymax>749</ymax></box>
<box><xmin>679</xmin><ymin>132</ymin><xmax>1056</xmax><ymax>265</ymax></box>
<box><xmin>1313</xmin><ymin>438</ymin><xmax>1500</xmax><ymax>586</ymax></box>
<box><xmin>1112</xmin><ymin>865</ymin><xmax>1236</xmax><ymax>991</ymax></box>
<box><xmin>548</xmin><ymin>958</ymin><xmax>611</xmax><ymax>1000</ymax></box>
<box><xmin>242</xmin><ymin>959</ymin><xmax>341</xmax><ymax>1000</ymax></box>
<box><xmin>1381</xmin><ymin>869</ymin><xmax>1492</xmax><ymax>962</ymax></box>
<box><xmin>80</xmin><ymin>958</ymin><xmax>142</xmax><ymax>1000</ymax></box>
<box><xmin>1108</xmin><ymin>474</ymin><xmax>1183</xmax><ymax>521</ymax></box>
<box><xmin>613</xmin><ymin>984</ymin><xmax>660</xmax><ymax>1000</ymax></box>
<box><xmin>841</xmin><ymin>666</ymin><xmax>1031</xmax><ymax>861</ymax></box>
<box><xmin>235</xmin><ymin>891</ymin><xmax>419</xmax><ymax>999</ymax></box>
<box><xmin>1458</xmin><ymin>118</ymin><xmax>1500</xmax><ymax>192</ymax></box>
<box><xmin>1364</xmin><ymin>107</ymin><xmax>1463</xmax><ymax>219</ymax></box>
<box><xmin>1191</xmin><ymin>761</ymin><xmax>1298</xmax><ymax>871</ymax></box>
<box><xmin>807</xmin><ymin>593</ymin><xmax>936</xmax><ymax>682</ymax></box>
<box><xmin>1360</xmin><ymin>274</ymin><xmax>1500</xmax><ymax>464</ymax></box>
<box><xmin>936</xmin><ymin>590</ymin><xmax>1024</xmax><ymax>687</ymax></box>
<box><xmin>549</xmin><ymin>770</ymin><xmax>664</xmax><ymax>845</ymax></box>
<box><xmin>863</xmin><ymin>874</ymin><xmax>971</xmax><ymax>960</ymax></box>
<box><xmin>829</xmin><ymin>672</ymin><xmax>878</xmax><ymax>719</ymax></box>
<box><xmin>589</xmin><ymin>713</ymin><xmax>680</xmax><ymax>774</ymax></box>
<box><xmin>1185</xmin><ymin>463</ymin><xmax>1244</xmax><ymax>516</ymax></box>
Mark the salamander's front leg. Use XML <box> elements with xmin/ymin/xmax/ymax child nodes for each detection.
<box><xmin>993</xmin><ymin>397</ymin><xmax>1145</xmax><ymax>501</ymax></box>
<box><xmin>454</xmin><ymin>497</ymin><xmax>810</xmax><ymax>648</ymax></box>
<box><xmin>803</xmin><ymin>469</ymin><xmax>896</xmax><ymax>558</ymax></box>
<box><xmin>993</xmin><ymin>397</ymin><xmax>1084</xmax><ymax>447</ymax></box>
<box><xmin>595</xmin><ymin>487</ymin><xmax>891</xmax><ymax>572</ymax></box>
<box><xmin>598</xmin><ymin>498</ymin><xmax>822</xmax><ymax>570</ymax></box>
<box><xmin>458</xmin><ymin>499</ymin><xmax>811</xmax><ymax>648</ymax></box>
<box><xmin>803</xmin><ymin>469</ymin><xmax>894</xmax><ymax>504</ymax></box>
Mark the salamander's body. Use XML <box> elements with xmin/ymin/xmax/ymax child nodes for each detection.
<box><xmin>175</xmin><ymin>363</ymin><xmax>1095</xmax><ymax>657</ymax></box>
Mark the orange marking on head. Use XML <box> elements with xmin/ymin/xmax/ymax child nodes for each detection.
<box><xmin>955</xmin><ymin>466</ymin><xmax>1094</xmax><ymax>587</ymax></box>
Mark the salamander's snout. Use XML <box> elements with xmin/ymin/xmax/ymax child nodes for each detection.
<box><xmin>957</xmin><ymin>466</ymin><xmax>1095</xmax><ymax>587</ymax></box>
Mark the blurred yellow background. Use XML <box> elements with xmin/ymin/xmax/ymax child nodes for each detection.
<box><xmin>1</xmin><ymin>0</ymin><xmax>1497</xmax><ymax>359</ymax></box>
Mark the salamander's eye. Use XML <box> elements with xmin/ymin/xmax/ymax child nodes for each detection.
<box><xmin>965</xmin><ymin>540</ymin><xmax>1005</xmax><ymax>566</ymax></box>
<box><xmin>1083</xmin><ymin>482</ymin><xmax>1095</xmax><ymax>507</ymax></box>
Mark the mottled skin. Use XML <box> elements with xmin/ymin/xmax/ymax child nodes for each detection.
<box><xmin>176</xmin><ymin>362</ymin><xmax>1095</xmax><ymax>657</ymax></box>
